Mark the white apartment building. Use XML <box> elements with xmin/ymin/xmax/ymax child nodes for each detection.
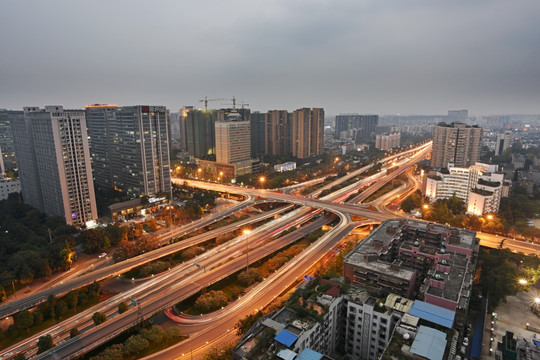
<box><xmin>215</xmin><ymin>110</ymin><xmax>252</xmax><ymax>176</ymax></box>
<box><xmin>0</xmin><ymin>175</ymin><xmax>20</xmax><ymax>200</ymax></box>
<box><xmin>424</xmin><ymin>162</ymin><xmax>504</xmax><ymax>215</ymax></box>
<box><xmin>11</xmin><ymin>106</ymin><xmax>97</xmax><ymax>226</ymax></box>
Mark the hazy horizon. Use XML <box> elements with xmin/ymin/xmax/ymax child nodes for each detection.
<box><xmin>1</xmin><ymin>0</ymin><xmax>539</xmax><ymax>115</ymax></box>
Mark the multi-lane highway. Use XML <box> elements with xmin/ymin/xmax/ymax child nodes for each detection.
<box><xmin>2</xmin><ymin>143</ymin><xmax>436</xmax><ymax>359</ymax></box>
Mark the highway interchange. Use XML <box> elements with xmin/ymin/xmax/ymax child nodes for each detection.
<box><xmin>2</xmin><ymin>141</ymin><xmax>540</xmax><ymax>359</ymax></box>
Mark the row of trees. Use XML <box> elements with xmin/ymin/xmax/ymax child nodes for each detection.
<box><xmin>475</xmin><ymin>248</ymin><xmax>540</xmax><ymax>311</ymax></box>
<box><xmin>0</xmin><ymin>193</ymin><xmax>78</xmax><ymax>294</ymax></box>
<box><xmin>1</xmin><ymin>282</ymin><xmax>101</xmax><ymax>350</ymax></box>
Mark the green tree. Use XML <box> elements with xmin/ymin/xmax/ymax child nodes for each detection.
<box><xmin>118</xmin><ymin>302</ymin><xmax>128</xmax><ymax>314</ymax></box>
<box><xmin>194</xmin><ymin>290</ymin><xmax>229</xmax><ymax>313</ymax></box>
<box><xmin>47</xmin><ymin>294</ymin><xmax>56</xmax><ymax>322</ymax></box>
<box><xmin>81</xmin><ymin>229</ymin><xmax>104</xmax><ymax>253</ymax></box>
<box><xmin>70</xmin><ymin>328</ymin><xmax>80</xmax><ymax>338</ymax></box>
<box><xmin>33</xmin><ymin>311</ymin><xmax>43</xmax><ymax>325</ymax></box>
<box><xmin>37</xmin><ymin>334</ymin><xmax>54</xmax><ymax>354</ymax></box>
<box><xmin>140</xmin><ymin>325</ymin><xmax>165</xmax><ymax>344</ymax></box>
<box><xmin>55</xmin><ymin>301</ymin><xmax>68</xmax><ymax>319</ymax></box>
<box><xmin>17</xmin><ymin>310</ymin><xmax>33</xmax><ymax>335</ymax></box>
<box><xmin>237</xmin><ymin>269</ymin><xmax>262</xmax><ymax>287</ymax></box>
<box><xmin>92</xmin><ymin>311</ymin><xmax>107</xmax><ymax>326</ymax></box>
<box><xmin>66</xmin><ymin>289</ymin><xmax>79</xmax><ymax>311</ymax></box>
<box><xmin>235</xmin><ymin>312</ymin><xmax>263</xmax><ymax>336</ymax></box>
<box><xmin>123</xmin><ymin>334</ymin><xmax>149</xmax><ymax>356</ymax></box>
<box><xmin>202</xmin><ymin>343</ymin><xmax>235</xmax><ymax>360</ymax></box>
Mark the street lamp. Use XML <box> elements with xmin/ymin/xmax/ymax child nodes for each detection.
<box><xmin>243</xmin><ymin>229</ymin><xmax>251</xmax><ymax>272</ymax></box>
<box><xmin>519</xmin><ymin>278</ymin><xmax>528</xmax><ymax>286</ymax></box>
<box><xmin>423</xmin><ymin>204</ymin><xmax>429</xmax><ymax>209</ymax></box>
<box><xmin>259</xmin><ymin>177</ymin><xmax>265</xmax><ymax>189</ymax></box>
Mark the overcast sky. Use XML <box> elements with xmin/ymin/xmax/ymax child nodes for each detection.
<box><xmin>1</xmin><ymin>0</ymin><xmax>539</xmax><ymax>115</ymax></box>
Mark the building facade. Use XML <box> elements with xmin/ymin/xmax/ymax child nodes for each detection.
<box><xmin>495</xmin><ymin>130</ymin><xmax>512</xmax><ymax>156</ymax></box>
<box><xmin>185</xmin><ymin>109</ymin><xmax>216</xmax><ymax>158</ymax></box>
<box><xmin>375</xmin><ymin>132</ymin><xmax>401</xmax><ymax>150</ymax></box>
<box><xmin>265</xmin><ymin>110</ymin><xmax>291</xmax><ymax>156</ymax></box>
<box><xmin>0</xmin><ymin>174</ymin><xmax>21</xmax><ymax>200</ymax></box>
<box><xmin>291</xmin><ymin>108</ymin><xmax>324</xmax><ymax>159</ymax></box>
<box><xmin>86</xmin><ymin>105</ymin><xmax>172</xmax><ymax>199</ymax></box>
<box><xmin>215</xmin><ymin>111</ymin><xmax>251</xmax><ymax>164</ymax></box>
<box><xmin>335</xmin><ymin>114</ymin><xmax>378</xmax><ymax>142</ymax></box>
<box><xmin>430</xmin><ymin>122</ymin><xmax>483</xmax><ymax>168</ymax></box>
<box><xmin>11</xmin><ymin>106</ymin><xmax>97</xmax><ymax>226</ymax></box>
<box><xmin>250</xmin><ymin>111</ymin><xmax>266</xmax><ymax>157</ymax></box>
<box><xmin>0</xmin><ymin>110</ymin><xmax>23</xmax><ymax>171</ymax></box>
<box><xmin>424</xmin><ymin>163</ymin><xmax>504</xmax><ymax>215</ymax></box>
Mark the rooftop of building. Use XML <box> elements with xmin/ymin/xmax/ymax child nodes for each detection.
<box><xmin>344</xmin><ymin>219</ymin><xmax>476</xmax><ymax>274</ymax></box>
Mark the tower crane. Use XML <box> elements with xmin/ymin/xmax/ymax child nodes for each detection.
<box><xmin>199</xmin><ymin>96</ymin><xmax>227</xmax><ymax>111</ymax></box>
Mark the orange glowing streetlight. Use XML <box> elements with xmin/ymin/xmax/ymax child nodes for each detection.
<box><xmin>519</xmin><ymin>278</ymin><xmax>528</xmax><ymax>286</ymax></box>
<box><xmin>423</xmin><ymin>204</ymin><xmax>429</xmax><ymax>209</ymax></box>
<box><xmin>487</xmin><ymin>214</ymin><xmax>493</xmax><ymax>220</ymax></box>
<box><xmin>259</xmin><ymin>176</ymin><xmax>265</xmax><ymax>189</ymax></box>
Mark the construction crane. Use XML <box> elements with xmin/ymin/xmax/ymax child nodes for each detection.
<box><xmin>220</xmin><ymin>96</ymin><xmax>249</xmax><ymax>110</ymax></box>
<box><xmin>199</xmin><ymin>96</ymin><xmax>228</xmax><ymax>110</ymax></box>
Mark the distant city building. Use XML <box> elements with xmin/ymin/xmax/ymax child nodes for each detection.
<box><xmin>431</xmin><ymin>122</ymin><xmax>483</xmax><ymax>168</ymax></box>
<box><xmin>375</xmin><ymin>132</ymin><xmax>401</xmax><ymax>150</ymax></box>
<box><xmin>11</xmin><ymin>106</ymin><xmax>97</xmax><ymax>226</ymax></box>
<box><xmin>274</xmin><ymin>161</ymin><xmax>296</xmax><ymax>172</ymax></box>
<box><xmin>215</xmin><ymin>110</ymin><xmax>252</xmax><ymax>177</ymax></box>
<box><xmin>265</xmin><ymin>110</ymin><xmax>291</xmax><ymax>156</ymax></box>
<box><xmin>424</xmin><ymin>162</ymin><xmax>504</xmax><ymax>215</ymax></box>
<box><xmin>250</xmin><ymin>111</ymin><xmax>266</xmax><ymax>157</ymax></box>
<box><xmin>291</xmin><ymin>108</ymin><xmax>324</xmax><ymax>159</ymax></box>
<box><xmin>495</xmin><ymin>130</ymin><xmax>513</xmax><ymax>156</ymax></box>
<box><xmin>178</xmin><ymin>106</ymin><xmax>192</xmax><ymax>152</ymax></box>
<box><xmin>86</xmin><ymin>105</ymin><xmax>172</xmax><ymax>199</ymax></box>
<box><xmin>0</xmin><ymin>174</ymin><xmax>21</xmax><ymax>200</ymax></box>
<box><xmin>447</xmin><ymin>109</ymin><xmax>468</xmax><ymax>123</ymax></box>
<box><xmin>185</xmin><ymin>109</ymin><xmax>216</xmax><ymax>158</ymax></box>
<box><xmin>0</xmin><ymin>109</ymin><xmax>23</xmax><ymax>171</ymax></box>
<box><xmin>335</xmin><ymin>114</ymin><xmax>378</xmax><ymax>142</ymax></box>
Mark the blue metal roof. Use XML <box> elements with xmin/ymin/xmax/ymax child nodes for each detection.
<box><xmin>277</xmin><ymin>349</ymin><xmax>297</xmax><ymax>360</ymax></box>
<box><xmin>297</xmin><ymin>348</ymin><xmax>324</xmax><ymax>360</ymax></box>
<box><xmin>274</xmin><ymin>329</ymin><xmax>298</xmax><ymax>347</ymax></box>
<box><xmin>410</xmin><ymin>325</ymin><xmax>447</xmax><ymax>360</ymax></box>
<box><xmin>409</xmin><ymin>300</ymin><xmax>455</xmax><ymax>328</ymax></box>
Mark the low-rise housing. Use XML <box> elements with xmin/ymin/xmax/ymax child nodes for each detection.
<box><xmin>0</xmin><ymin>174</ymin><xmax>21</xmax><ymax>200</ymax></box>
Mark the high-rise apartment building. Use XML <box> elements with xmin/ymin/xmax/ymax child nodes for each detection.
<box><xmin>265</xmin><ymin>110</ymin><xmax>291</xmax><ymax>156</ymax></box>
<box><xmin>0</xmin><ymin>110</ymin><xmax>23</xmax><ymax>171</ymax></box>
<box><xmin>185</xmin><ymin>109</ymin><xmax>216</xmax><ymax>158</ymax></box>
<box><xmin>86</xmin><ymin>105</ymin><xmax>172</xmax><ymax>199</ymax></box>
<box><xmin>430</xmin><ymin>122</ymin><xmax>482</xmax><ymax>168</ymax></box>
<box><xmin>11</xmin><ymin>106</ymin><xmax>97</xmax><ymax>226</ymax></box>
<box><xmin>495</xmin><ymin>130</ymin><xmax>512</xmax><ymax>156</ymax></box>
<box><xmin>85</xmin><ymin>104</ymin><xmax>118</xmax><ymax>191</ymax></box>
<box><xmin>291</xmin><ymin>108</ymin><xmax>324</xmax><ymax>159</ymax></box>
<box><xmin>250</xmin><ymin>111</ymin><xmax>266</xmax><ymax>157</ymax></box>
<box><xmin>335</xmin><ymin>114</ymin><xmax>378</xmax><ymax>142</ymax></box>
<box><xmin>375</xmin><ymin>132</ymin><xmax>401</xmax><ymax>150</ymax></box>
<box><xmin>215</xmin><ymin>110</ymin><xmax>251</xmax><ymax>165</ymax></box>
<box><xmin>179</xmin><ymin>106</ymin><xmax>192</xmax><ymax>152</ymax></box>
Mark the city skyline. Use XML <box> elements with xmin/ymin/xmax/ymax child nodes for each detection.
<box><xmin>1</xmin><ymin>0</ymin><xmax>540</xmax><ymax>115</ymax></box>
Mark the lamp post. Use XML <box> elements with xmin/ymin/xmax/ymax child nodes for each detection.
<box><xmin>259</xmin><ymin>176</ymin><xmax>265</xmax><ymax>189</ymax></box>
<box><xmin>243</xmin><ymin>229</ymin><xmax>251</xmax><ymax>272</ymax></box>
